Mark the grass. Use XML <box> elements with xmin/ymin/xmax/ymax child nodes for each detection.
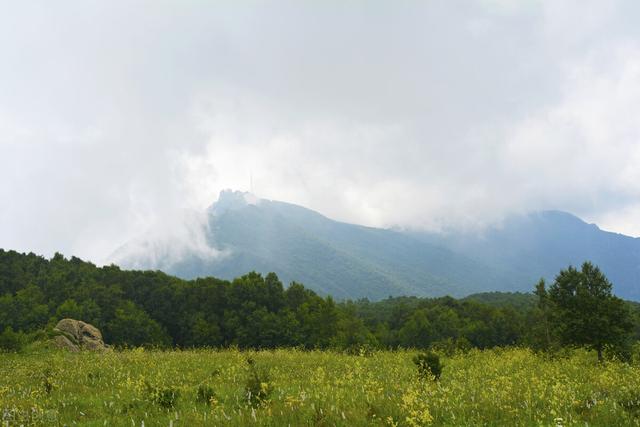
<box><xmin>1</xmin><ymin>346</ymin><xmax>640</xmax><ymax>426</ymax></box>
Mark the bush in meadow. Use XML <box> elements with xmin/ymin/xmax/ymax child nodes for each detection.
<box><xmin>0</xmin><ymin>326</ymin><xmax>24</xmax><ymax>352</ymax></box>
<box><xmin>413</xmin><ymin>351</ymin><xmax>443</xmax><ymax>380</ymax></box>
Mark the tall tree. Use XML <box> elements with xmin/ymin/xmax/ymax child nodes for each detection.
<box><xmin>543</xmin><ymin>262</ymin><xmax>633</xmax><ymax>361</ymax></box>
<box><xmin>531</xmin><ymin>279</ymin><xmax>553</xmax><ymax>350</ymax></box>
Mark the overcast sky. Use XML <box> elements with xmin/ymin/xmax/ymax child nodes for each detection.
<box><xmin>2</xmin><ymin>0</ymin><xmax>640</xmax><ymax>263</ymax></box>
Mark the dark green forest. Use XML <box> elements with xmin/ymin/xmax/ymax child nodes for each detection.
<box><xmin>1</xmin><ymin>249</ymin><xmax>638</xmax><ymax>353</ymax></box>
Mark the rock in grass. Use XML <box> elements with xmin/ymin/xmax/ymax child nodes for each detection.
<box><xmin>52</xmin><ymin>319</ymin><xmax>109</xmax><ymax>352</ymax></box>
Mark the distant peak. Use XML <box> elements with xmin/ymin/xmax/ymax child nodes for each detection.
<box><xmin>532</xmin><ymin>210</ymin><xmax>598</xmax><ymax>228</ymax></box>
<box><xmin>209</xmin><ymin>190</ymin><xmax>261</xmax><ymax>216</ymax></box>
<box><xmin>535</xmin><ymin>210</ymin><xmax>583</xmax><ymax>221</ymax></box>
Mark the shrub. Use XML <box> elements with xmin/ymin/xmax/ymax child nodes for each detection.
<box><xmin>0</xmin><ymin>327</ymin><xmax>24</xmax><ymax>352</ymax></box>
<box><xmin>196</xmin><ymin>384</ymin><xmax>216</xmax><ymax>404</ymax></box>
<box><xmin>145</xmin><ymin>382</ymin><xmax>180</xmax><ymax>408</ymax></box>
<box><xmin>603</xmin><ymin>341</ymin><xmax>633</xmax><ymax>363</ymax></box>
<box><xmin>245</xmin><ymin>357</ymin><xmax>271</xmax><ymax>406</ymax></box>
<box><xmin>413</xmin><ymin>351</ymin><xmax>443</xmax><ymax>380</ymax></box>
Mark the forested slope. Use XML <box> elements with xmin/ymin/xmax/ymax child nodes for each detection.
<box><xmin>2</xmin><ymin>249</ymin><xmax>609</xmax><ymax>350</ymax></box>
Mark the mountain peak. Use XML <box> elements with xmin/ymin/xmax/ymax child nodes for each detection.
<box><xmin>209</xmin><ymin>190</ymin><xmax>261</xmax><ymax>216</ymax></box>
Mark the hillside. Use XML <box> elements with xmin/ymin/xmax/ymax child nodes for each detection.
<box><xmin>0</xmin><ymin>249</ymin><xmax>551</xmax><ymax>350</ymax></box>
<box><xmin>113</xmin><ymin>191</ymin><xmax>640</xmax><ymax>300</ymax></box>
<box><xmin>114</xmin><ymin>191</ymin><xmax>520</xmax><ymax>299</ymax></box>
<box><xmin>414</xmin><ymin>211</ymin><xmax>640</xmax><ymax>300</ymax></box>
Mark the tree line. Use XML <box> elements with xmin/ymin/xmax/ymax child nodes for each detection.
<box><xmin>1</xmin><ymin>249</ymin><xmax>637</xmax><ymax>357</ymax></box>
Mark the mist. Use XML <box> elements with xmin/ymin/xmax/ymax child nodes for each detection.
<box><xmin>2</xmin><ymin>1</ymin><xmax>640</xmax><ymax>264</ymax></box>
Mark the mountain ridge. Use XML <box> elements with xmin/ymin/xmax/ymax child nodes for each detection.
<box><xmin>112</xmin><ymin>190</ymin><xmax>640</xmax><ymax>300</ymax></box>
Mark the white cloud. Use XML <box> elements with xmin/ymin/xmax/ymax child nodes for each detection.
<box><xmin>109</xmin><ymin>208</ymin><xmax>225</xmax><ymax>270</ymax></box>
<box><xmin>2</xmin><ymin>1</ymin><xmax>640</xmax><ymax>264</ymax></box>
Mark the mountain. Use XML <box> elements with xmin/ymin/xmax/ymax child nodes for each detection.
<box><xmin>412</xmin><ymin>210</ymin><xmax>640</xmax><ymax>300</ymax></box>
<box><xmin>112</xmin><ymin>191</ymin><xmax>640</xmax><ymax>300</ymax></box>
<box><xmin>112</xmin><ymin>191</ymin><xmax>516</xmax><ymax>299</ymax></box>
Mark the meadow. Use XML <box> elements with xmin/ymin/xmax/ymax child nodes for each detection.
<box><xmin>2</xmin><ymin>347</ymin><xmax>640</xmax><ymax>426</ymax></box>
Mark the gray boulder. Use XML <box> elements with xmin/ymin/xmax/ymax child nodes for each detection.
<box><xmin>52</xmin><ymin>319</ymin><xmax>109</xmax><ymax>352</ymax></box>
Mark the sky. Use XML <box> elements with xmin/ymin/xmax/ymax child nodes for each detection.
<box><xmin>1</xmin><ymin>0</ymin><xmax>640</xmax><ymax>264</ymax></box>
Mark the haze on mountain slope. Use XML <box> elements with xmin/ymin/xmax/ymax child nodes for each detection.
<box><xmin>112</xmin><ymin>190</ymin><xmax>640</xmax><ymax>301</ymax></box>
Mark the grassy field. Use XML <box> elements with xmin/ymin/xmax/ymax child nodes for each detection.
<box><xmin>2</xmin><ymin>347</ymin><xmax>640</xmax><ymax>426</ymax></box>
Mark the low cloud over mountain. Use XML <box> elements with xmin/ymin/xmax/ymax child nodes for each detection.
<box><xmin>113</xmin><ymin>191</ymin><xmax>640</xmax><ymax>301</ymax></box>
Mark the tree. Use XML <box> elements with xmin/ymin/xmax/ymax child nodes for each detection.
<box><xmin>526</xmin><ymin>279</ymin><xmax>556</xmax><ymax>351</ymax></box>
<box><xmin>185</xmin><ymin>312</ymin><xmax>222</xmax><ymax>347</ymax></box>
<box><xmin>333</xmin><ymin>310</ymin><xmax>377</xmax><ymax>350</ymax></box>
<box><xmin>105</xmin><ymin>301</ymin><xmax>171</xmax><ymax>347</ymax></box>
<box><xmin>541</xmin><ymin>262</ymin><xmax>633</xmax><ymax>361</ymax></box>
<box><xmin>55</xmin><ymin>298</ymin><xmax>83</xmax><ymax>320</ymax></box>
<box><xmin>398</xmin><ymin>309</ymin><xmax>435</xmax><ymax>349</ymax></box>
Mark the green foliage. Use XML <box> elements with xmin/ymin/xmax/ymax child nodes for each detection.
<box><xmin>106</xmin><ymin>301</ymin><xmax>171</xmax><ymax>348</ymax></box>
<box><xmin>186</xmin><ymin>313</ymin><xmax>222</xmax><ymax>347</ymax></box>
<box><xmin>2</xmin><ymin>250</ymin><xmax>639</xmax><ymax>357</ymax></box>
<box><xmin>0</xmin><ymin>250</ymin><xmax>341</xmax><ymax>350</ymax></box>
<box><xmin>244</xmin><ymin>356</ymin><xmax>271</xmax><ymax>406</ymax></box>
<box><xmin>462</xmin><ymin>292</ymin><xmax>537</xmax><ymax>311</ymax></box>
<box><xmin>333</xmin><ymin>303</ymin><xmax>378</xmax><ymax>351</ymax></box>
<box><xmin>0</xmin><ymin>326</ymin><xmax>24</xmax><ymax>352</ymax></box>
<box><xmin>399</xmin><ymin>309</ymin><xmax>436</xmax><ymax>348</ymax></box>
<box><xmin>196</xmin><ymin>383</ymin><xmax>216</xmax><ymax>404</ymax></box>
<box><xmin>55</xmin><ymin>299</ymin><xmax>83</xmax><ymax>320</ymax></box>
<box><xmin>55</xmin><ymin>299</ymin><xmax>102</xmax><ymax>326</ymax></box>
<box><xmin>541</xmin><ymin>262</ymin><xmax>634</xmax><ymax>361</ymax></box>
<box><xmin>413</xmin><ymin>351</ymin><xmax>443</xmax><ymax>380</ymax></box>
<box><xmin>430</xmin><ymin>337</ymin><xmax>472</xmax><ymax>356</ymax></box>
<box><xmin>145</xmin><ymin>382</ymin><xmax>180</xmax><ymax>408</ymax></box>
